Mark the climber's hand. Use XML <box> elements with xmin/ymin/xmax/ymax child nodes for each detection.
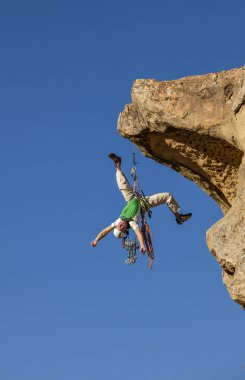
<box><xmin>90</xmin><ymin>240</ymin><xmax>97</xmax><ymax>247</ymax></box>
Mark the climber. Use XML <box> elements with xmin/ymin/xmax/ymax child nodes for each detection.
<box><xmin>90</xmin><ymin>153</ymin><xmax>192</xmax><ymax>253</ymax></box>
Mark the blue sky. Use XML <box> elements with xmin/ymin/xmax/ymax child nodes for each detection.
<box><xmin>0</xmin><ymin>0</ymin><xmax>244</xmax><ymax>379</ymax></box>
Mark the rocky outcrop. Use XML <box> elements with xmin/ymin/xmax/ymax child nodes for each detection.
<box><xmin>118</xmin><ymin>66</ymin><xmax>245</xmax><ymax>307</ymax></box>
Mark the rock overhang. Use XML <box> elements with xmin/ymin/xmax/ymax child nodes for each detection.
<box><xmin>118</xmin><ymin>67</ymin><xmax>245</xmax><ymax>307</ymax></box>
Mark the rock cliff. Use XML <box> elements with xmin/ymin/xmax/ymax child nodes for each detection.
<box><xmin>118</xmin><ymin>66</ymin><xmax>245</xmax><ymax>307</ymax></box>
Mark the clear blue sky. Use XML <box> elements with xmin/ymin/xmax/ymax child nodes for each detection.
<box><xmin>1</xmin><ymin>1</ymin><xmax>244</xmax><ymax>379</ymax></box>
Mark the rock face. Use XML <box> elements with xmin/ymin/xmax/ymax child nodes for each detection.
<box><xmin>118</xmin><ymin>66</ymin><xmax>245</xmax><ymax>307</ymax></box>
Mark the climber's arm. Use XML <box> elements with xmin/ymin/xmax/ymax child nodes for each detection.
<box><xmin>90</xmin><ymin>225</ymin><xmax>113</xmax><ymax>247</ymax></box>
<box><xmin>135</xmin><ymin>227</ymin><xmax>146</xmax><ymax>254</ymax></box>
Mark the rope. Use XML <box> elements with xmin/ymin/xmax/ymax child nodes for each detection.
<box><xmin>130</xmin><ymin>151</ymin><xmax>154</xmax><ymax>268</ymax></box>
<box><xmin>141</xmin><ymin>216</ymin><xmax>154</xmax><ymax>269</ymax></box>
<box><xmin>120</xmin><ymin>148</ymin><xmax>154</xmax><ymax>268</ymax></box>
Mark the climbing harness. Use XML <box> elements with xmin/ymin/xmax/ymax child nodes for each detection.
<box><xmin>122</xmin><ymin>151</ymin><xmax>154</xmax><ymax>268</ymax></box>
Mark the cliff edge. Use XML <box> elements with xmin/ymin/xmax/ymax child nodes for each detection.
<box><xmin>118</xmin><ymin>66</ymin><xmax>245</xmax><ymax>307</ymax></box>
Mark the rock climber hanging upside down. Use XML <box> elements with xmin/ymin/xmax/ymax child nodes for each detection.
<box><xmin>90</xmin><ymin>153</ymin><xmax>192</xmax><ymax>253</ymax></box>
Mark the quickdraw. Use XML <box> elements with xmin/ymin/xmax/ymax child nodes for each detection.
<box><xmin>122</xmin><ymin>238</ymin><xmax>138</xmax><ymax>265</ymax></box>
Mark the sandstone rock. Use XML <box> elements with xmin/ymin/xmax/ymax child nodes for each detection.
<box><xmin>118</xmin><ymin>66</ymin><xmax>245</xmax><ymax>308</ymax></box>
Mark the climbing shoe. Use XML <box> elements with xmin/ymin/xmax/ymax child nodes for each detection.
<box><xmin>108</xmin><ymin>153</ymin><xmax>122</xmax><ymax>166</ymax></box>
<box><xmin>176</xmin><ymin>212</ymin><xmax>192</xmax><ymax>225</ymax></box>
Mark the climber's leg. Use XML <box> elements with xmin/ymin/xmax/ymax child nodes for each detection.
<box><xmin>116</xmin><ymin>168</ymin><xmax>134</xmax><ymax>202</ymax></box>
<box><xmin>145</xmin><ymin>192</ymin><xmax>192</xmax><ymax>224</ymax></box>
<box><xmin>108</xmin><ymin>153</ymin><xmax>134</xmax><ymax>202</ymax></box>
<box><xmin>145</xmin><ymin>192</ymin><xmax>180</xmax><ymax>213</ymax></box>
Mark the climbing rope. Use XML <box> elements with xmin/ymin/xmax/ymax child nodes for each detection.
<box><xmin>141</xmin><ymin>217</ymin><xmax>154</xmax><ymax>268</ymax></box>
<box><xmin>122</xmin><ymin>150</ymin><xmax>154</xmax><ymax>268</ymax></box>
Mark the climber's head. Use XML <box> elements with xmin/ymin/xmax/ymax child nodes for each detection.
<box><xmin>113</xmin><ymin>220</ymin><xmax>127</xmax><ymax>239</ymax></box>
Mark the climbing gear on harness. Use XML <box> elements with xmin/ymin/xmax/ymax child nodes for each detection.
<box><xmin>122</xmin><ymin>238</ymin><xmax>138</xmax><ymax>265</ymax></box>
<box><xmin>139</xmin><ymin>197</ymin><xmax>152</xmax><ymax>219</ymax></box>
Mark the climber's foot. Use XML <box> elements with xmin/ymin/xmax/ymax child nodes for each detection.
<box><xmin>176</xmin><ymin>213</ymin><xmax>192</xmax><ymax>225</ymax></box>
<box><xmin>108</xmin><ymin>153</ymin><xmax>121</xmax><ymax>167</ymax></box>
